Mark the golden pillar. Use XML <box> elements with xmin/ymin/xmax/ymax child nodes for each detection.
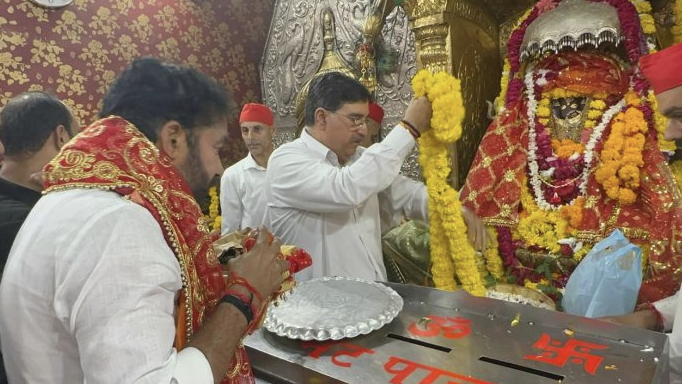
<box><xmin>402</xmin><ymin>0</ymin><xmax>500</xmax><ymax>188</ymax></box>
<box><xmin>402</xmin><ymin>0</ymin><xmax>452</xmax><ymax>73</ymax></box>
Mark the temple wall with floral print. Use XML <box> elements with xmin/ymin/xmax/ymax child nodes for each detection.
<box><xmin>0</xmin><ymin>0</ymin><xmax>274</xmax><ymax>165</ymax></box>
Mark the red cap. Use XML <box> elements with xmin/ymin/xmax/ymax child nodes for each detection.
<box><xmin>239</xmin><ymin>103</ymin><xmax>274</xmax><ymax>125</ymax></box>
<box><xmin>639</xmin><ymin>43</ymin><xmax>682</xmax><ymax>94</ymax></box>
<box><xmin>368</xmin><ymin>102</ymin><xmax>384</xmax><ymax>124</ymax></box>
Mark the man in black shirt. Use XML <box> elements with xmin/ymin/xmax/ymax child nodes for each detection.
<box><xmin>0</xmin><ymin>91</ymin><xmax>78</xmax><ymax>384</ymax></box>
<box><xmin>0</xmin><ymin>174</ymin><xmax>42</xmax><ymax>268</ymax></box>
<box><xmin>0</xmin><ymin>92</ymin><xmax>79</xmax><ymax>269</ymax></box>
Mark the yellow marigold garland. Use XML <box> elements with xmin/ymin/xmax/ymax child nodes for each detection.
<box><xmin>205</xmin><ymin>185</ymin><xmax>222</xmax><ymax>232</ymax></box>
<box><xmin>585</xmin><ymin>98</ymin><xmax>607</xmax><ymax>128</ymax></box>
<box><xmin>496</xmin><ymin>59</ymin><xmax>512</xmax><ymax>113</ymax></box>
<box><xmin>673</xmin><ymin>0</ymin><xmax>682</xmax><ymax>43</ymax></box>
<box><xmin>517</xmin><ymin>210</ymin><xmax>567</xmax><ymax>254</ymax></box>
<box><xmin>428</xmin><ymin>210</ymin><xmax>457</xmax><ymax>291</ymax></box>
<box><xmin>518</xmin><ymin>179</ymin><xmax>588</xmax><ymax>262</ymax></box>
<box><xmin>537</xmin><ymin>97</ymin><xmax>551</xmax><ymax>126</ymax></box>
<box><xmin>412</xmin><ymin>69</ymin><xmax>485</xmax><ymax>296</ymax></box>
<box><xmin>572</xmin><ymin>245</ymin><xmax>590</xmax><ymax>263</ymax></box>
<box><xmin>524</xmin><ymin>278</ymin><xmax>550</xmax><ymax>291</ymax></box>
<box><xmin>648</xmin><ymin>92</ymin><xmax>677</xmax><ymax>152</ymax></box>
<box><xmin>495</xmin><ymin>8</ymin><xmax>533</xmax><ymax>114</ymax></box>
<box><xmin>631</xmin><ymin>0</ymin><xmax>656</xmax><ymax>35</ymax></box>
<box><xmin>484</xmin><ymin>226</ymin><xmax>505</xmax><ymax>280</ymax></box>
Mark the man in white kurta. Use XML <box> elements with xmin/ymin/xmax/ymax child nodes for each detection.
<box><xmin>0</xmin><ymin>189</ymin><xmax>213</xmax><ymax>383</ymax></box>
<box><xmin>220</xmin><ymin>103</ymin><xmax>276</xmax><ymax>234</ymax></box>
<box><xmin>266</xmin><ymin>72</ymin><xmax>431</xmax><ymax>282</ymax></box>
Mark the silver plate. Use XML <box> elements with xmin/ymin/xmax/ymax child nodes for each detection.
<box><xmin>263</xmin><ymin>276</ymin><xmax>404</xmax><ymax>341</ymax></box>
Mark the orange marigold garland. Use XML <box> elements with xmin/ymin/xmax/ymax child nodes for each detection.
<box><xmin>594</xmin><ymin>92</ymin><xmax>648</xmax><ymax>205</ymax></box>
<box><xmin>412</xmin><ymin>69</ymin><xmax>486</xmax><ymax>296</ymax></box>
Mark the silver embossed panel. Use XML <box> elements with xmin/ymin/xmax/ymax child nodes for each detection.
<box><xmin>261</xmin><ymin>0</ymin><xmax>422</xmax><ymax>180</ymax></box>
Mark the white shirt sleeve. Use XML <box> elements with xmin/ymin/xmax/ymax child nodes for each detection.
<box><xmin>172</xmin><ymin>347</ymin><xmax>213</xmax><ymax>384</ymax></box>
<box><xmin>657</xmin><ymin>290</ymin><xmax>682</xmax><ymax>381</ymax></box>
<box><xmin>221</xmin><ymin>167</ymin><xmax>243</xmax><ymax>235</ymax></box>
<box><xmin>655</xmin><ymin>291</ymin><xmax>679</xmax><ymax>332</ymax></box>
<box><xmin>378</xmin><ymin>174</ymin><xmax>429</xmax><ymax>234</ymax></box>
<box><xmin>268</xmin><ymin>126</ymin><xmax>415</xmax><ymax>213</ymax></box>
<box><xmin>58</xmin><ymin>202</ymin><xmax>213</xmax><ymax>384</ymax></box>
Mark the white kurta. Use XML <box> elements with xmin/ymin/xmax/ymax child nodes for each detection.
<box><xmin>655</xmin><ymin>293</ymin><xmax>682</xmax><ymax>383</ymax></box>
<box><xmin>266</xmin><ymin>126</ymin><xmax>428</xmax><ymax>282</ymax></box>
<box><xmin>0</xmin><ymin>189</ymin><xmax>213</xmax><ymax>384</ymax></box>
<box><xmin>220</xmin><ymin>153</ymin><xmax>268</xmax><ymax>234</ymax></box>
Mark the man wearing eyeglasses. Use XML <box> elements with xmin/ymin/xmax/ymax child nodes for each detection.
<box><xmin>265</xmin><ymin>71</ymin><xmax>431</xmax><ymax>281</ymax></box>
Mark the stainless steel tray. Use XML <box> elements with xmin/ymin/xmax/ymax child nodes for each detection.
<box><xmin>263</xmin><ymin>276</ymin><xmax>403</xmax><ymax>340</ymax></box>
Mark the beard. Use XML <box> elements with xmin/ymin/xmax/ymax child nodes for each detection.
<box><xmin>177</xmin><ymin>147</ymin><xmax>211</xmax><ymax>200</ymax></box>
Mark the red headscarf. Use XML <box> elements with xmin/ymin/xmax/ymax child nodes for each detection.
<box><xmin>639</xmin><ymin>43</ymin><xmax>682</xmax><ymax>94</ymax></box>
<box><xmin>240</xmin><ymin>103</ymin><xmax>274</xmax><ymax>125</ymax></box>
<box><xmin>368</xmin><ymin>102</ymin><xmax>384</xmax><ymax>124</ymax></box>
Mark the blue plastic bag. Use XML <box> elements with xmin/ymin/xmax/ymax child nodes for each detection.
<box><xmin>562</xmin><ymin>229</ymin><xmax>642</xmax><ymax>317</ymax></box>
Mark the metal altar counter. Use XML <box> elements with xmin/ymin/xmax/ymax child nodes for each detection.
<box><xmin>245</xmin><ymin>282</ymin><xmax>668</xmax><ymax>384</ymax></box>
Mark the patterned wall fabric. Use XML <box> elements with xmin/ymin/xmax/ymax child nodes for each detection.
<box><xmin>0</xmin><ymin>0</ymin><xmax>274</xmax><ymax>165</ymax></box>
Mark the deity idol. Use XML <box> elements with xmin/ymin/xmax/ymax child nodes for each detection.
<box><xmin>459</xmin><ymin>0</ymin><xmax>682</xmax><ymax>304</ymax></box>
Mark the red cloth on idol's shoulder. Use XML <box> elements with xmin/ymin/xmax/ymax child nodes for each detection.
<box><xmin>460</xmin><ymin>99</ymin><xmax>529</xmax><ymax>224</ymax></box>
<box><xmin>632</xmin><ymin>131</ymin><xmax>682</xmax><ymax>303</ymax></box>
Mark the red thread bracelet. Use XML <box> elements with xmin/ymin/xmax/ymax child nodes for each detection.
<box><xmin>399</xmin><ymin>119</ymin><xmax>421</xmax><ymax>139</ymax></box>
<box><xmin>228</xmin><ymin>272</ymin><xmax>263</xmax><ymax>303</ymax></box>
